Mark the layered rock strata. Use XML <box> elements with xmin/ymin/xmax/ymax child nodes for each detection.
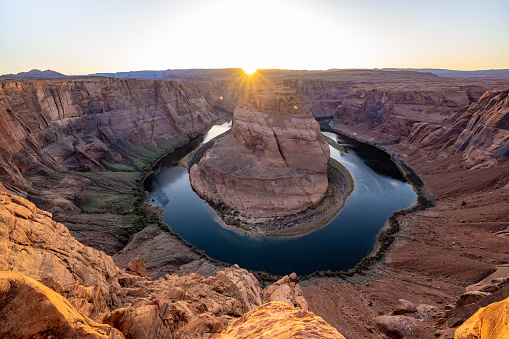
<box><xmin>0</xmin><ymin>78</ymin><xmax>217</xmax><ymax>195</ymax></box>
<box><xmin>405</xmin><ymin>88</ymin><xmax>509</xmax><ymax>168</ymax></box>
<box><xmin>333</xmin><ymin>84</ymin><xmax>475</xmax><ymax>143</ymax></box>
<box><xmin>190</xmin><ymin>85</ymin><xmax>330</xmax><ymax>219</ymax></box>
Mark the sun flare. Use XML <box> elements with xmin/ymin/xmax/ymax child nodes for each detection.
<box><xmin>243</xmin><ymin>67</ymin><xmax>257</xmax><ymax>75</ymax></box>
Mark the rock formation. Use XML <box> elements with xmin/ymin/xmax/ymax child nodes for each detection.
<box><xmin>190</xmin><ymin>85</ymin><xmax>330</xmax><ymax>219</ymax></box>
<box><xmin>281</xmin><ymin>79</ymin><xmax>353</xmax><ymax>118</ymax></box>
<box><xmin>333</xmin><ymin>84</ymin><xmax>472</xmax><ymax>143</ymax></box>
<box><xmin>0</xmin><ymin>182</ymin><xmax>120</xmax><ymax>319</ymax></box>
<box><xmin>263</xmin><ymin>273</ymin><xmax>309</xmax><ymax>311</ymax></box>
<box><xmin>213</xmin><ymin>301</ymin><xmax>346</xmax><ymax>338</ymax></box>
<box><xmin>373</xmin><ymin>299</ymin><xmax>436</xmax><ymax>338</ymax></box>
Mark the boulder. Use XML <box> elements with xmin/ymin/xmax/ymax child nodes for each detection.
<box><xmin>126</xmin><ymin>257</ymin><xmax>147</xmax><ymax>277</ymax></box>
<box><xmin>263</xmin><ymin>273</ymin><xmax>308</xmax><ymax>310</ymax></box>
<box><xmin>0</xmin><ymin>271</ymin><xmax>124</xmax><ymax>338</ymax></box>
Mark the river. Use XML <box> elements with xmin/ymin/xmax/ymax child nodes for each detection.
<box><xmin>147</xmin><ymin>122</ymin><xmax>417</xmax><ymax>275</ymax></box>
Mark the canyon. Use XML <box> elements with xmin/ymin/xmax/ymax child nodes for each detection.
<box><xmin>0</xmin><ymin>69</ymin><xmax>508</xmax><ymax>338</ymax></box>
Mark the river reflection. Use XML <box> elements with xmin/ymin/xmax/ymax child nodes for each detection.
<box><xmin>147</xmin><ymin>123</ymin><xmax>417</xmax><ymax>275</ymax></box>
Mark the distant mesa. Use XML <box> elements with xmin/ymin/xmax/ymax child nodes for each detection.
<box><xmin>2</xmin><ymin>69</ymin><xmax>68</xmax><ymax>78</ymax></box>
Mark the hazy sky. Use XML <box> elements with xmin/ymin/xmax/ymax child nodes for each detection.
<box><xmin>1</xmin><ymin>0</ymin><xmax>508</xmax><ymax>74</ymax></box>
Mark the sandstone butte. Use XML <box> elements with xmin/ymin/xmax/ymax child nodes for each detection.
<box><xmin>0</xmin><ymin>181</ymin><xmax>346</xmax><ymax>338</ymax></box>
<box><xmin>190</xmin><ymin>85</ymin><xmax>330</xmax><ymax>218</ymax></box>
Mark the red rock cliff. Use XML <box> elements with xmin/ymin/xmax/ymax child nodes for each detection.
<box><xmin>0</xmin><ymin>78</ymin><xmax>217</xmax><ymax>194</ymax></box>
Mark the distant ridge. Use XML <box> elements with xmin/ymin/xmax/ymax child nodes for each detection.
<box><xmin>381</xmin><ymin>68</ymin><xmax>509</xmax><ymax>77</ymax></box>
<box><xmin>2</xmin><ymin>69</ymin><xmax>68</xmax><ymax>78</ymax></box>
<box><xmin>89</xmin><ymin>69</ymin><xmax>223</xmax><ymax>79</ymax></box>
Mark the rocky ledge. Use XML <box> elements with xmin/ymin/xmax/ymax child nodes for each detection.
<box><xmin>214</xmin><ymin>301</ymin><xmax>346</xmax><ymax>338</ymax></box>
<box><xmin>0</xmin><ymin>181</ymin><xmax>348</xmax><ymax>338</ymax></box>
<box><xmin>190</xmin><ymin>85</ymin><xmax>341</xmax><ymax>234</ymax></box>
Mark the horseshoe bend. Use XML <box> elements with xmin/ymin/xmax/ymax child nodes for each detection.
<box><xmin>189</xmin><ymin>84</ymin><xmax>356</xmax><ymax>236</ymax></box>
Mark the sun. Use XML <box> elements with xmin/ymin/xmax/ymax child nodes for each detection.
<box><xmin>243</xmin><ymin>67</ymin><xmax>257</xmax><ymax>75</ymax></box>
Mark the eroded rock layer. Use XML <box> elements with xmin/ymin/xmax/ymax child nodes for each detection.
<box><xmin>405</xmin><ymin>88</ymin><xmax>509</xmax><ymax>168</ymax></box>
<box><xmin>0</xmin><ymin>182</ymin><xmax>120</xmax><ymax>319</ymax></box>
<box><xmin>190</xmin><ymin>85</ymin><xmax>330</xmax><ymax>218</ymax></box>
<box><xmin>333</xmin><ymin>83</ymin><xmax>477</xmax><ymax>143</ymax></box>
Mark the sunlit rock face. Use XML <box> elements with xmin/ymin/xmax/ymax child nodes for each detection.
<box><xmin>190</xmin><ymin>85</ymin><xmax>330</xmax><ymax>218</ymax></box>
<box><xmin>214</xmin><ymin>301</ymin><xmax>347</xmax><ymax>339</ymax></box>
<box><xmin>455</xmin><ymin>296</ymin><xmax>509</xmax><ymax>339</ymax></box>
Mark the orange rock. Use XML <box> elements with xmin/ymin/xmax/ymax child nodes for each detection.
<box><xmin>213</xmin><ymin>301</ymin><xmax>346</xmax><ymax>338</ymax></box>
<box><xmin>104</xmin><ymin>265</ymin><xmax>267</xmax><ymax>338</ymax></box>
<box><xmin>126</xmin><ymin>257</ymin><xmax>147</xmax><ymax>277</ymax></box>
<box><xmin>0</xmin><ymin>271</ymin><xmax>124</xmax><ymax>338</ymax></box>
<box><xmin>263</xmin><ymin>274</ymin><xmax>308</xmax><ymax>310</ymax></box>
<box><xmin>455</xmin><ymin>296</ymin><xmax>509</xmax><ymax>339</ymax></box>
<box><xmin>0</xmin><ymin>186</ymin><xmax>120</xmax><ymax>320</ymax></box>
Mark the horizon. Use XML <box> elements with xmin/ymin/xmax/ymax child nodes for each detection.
<box><xmin>1</xmin><ymin>0</ymin><xmax>508</xmax><ymax>74</ymax></box>
<box><xmin>4</xmin><ymin>66</ymin><xmax>509</xmax><ymax>77</ymax></box>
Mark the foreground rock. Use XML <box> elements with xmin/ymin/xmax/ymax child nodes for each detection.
<box><xmin>0</xmin><ymin>183</ymin><xmax>120</xmax><ymax>319</ymax></box>
<box><xmin>190</xmin><ymin>85</ymin><xmax>330</xmax><ymax>222</ymax></box>
<box><xmin>213</xmin><ymin>301</ymin><xmax>346</xmax><ymax>338</ymax></box>
<box><xmin>373</xmin><ymin>299</ymin><xmax>436</xmax><ymax>338</ymax></box>
<box><xmin>0</xmin><ymin>183</ymin><xmax>322</xmax><ymax>337</ymax></box>
<box><xmin>0</xmin><ymin>271</ymin><xmax>124</xmax><ymax>338</ymax></box>
<box><xmin>455</xmin><ymin>296</ymin><xmax>509</xmax><ymax>339</ymax></box>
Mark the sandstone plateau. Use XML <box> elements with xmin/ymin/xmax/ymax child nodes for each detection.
<box><xmin>190</xmin><ymin>85</ymin><xmax>330</xmax><ymax>221</ymax></box>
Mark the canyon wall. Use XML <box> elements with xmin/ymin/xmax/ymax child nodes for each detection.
<box><xmin>280</xmin><ymin>79</ymin><xmax>353</xmax><ymax>118</ymax></box>
<box><xmin>0</xmin><ymin>78</ymin><xmax>218</xmax><ymax>194</ymax></box>
<box><xmin>333</xmin><ymin>84</ymin><xmax>472</xmax><ymax>143</ymax></box>
<box><xmin>404</xmin><ymin>88</ymin><xmax>509</xmax><ymax>167</ymax></box>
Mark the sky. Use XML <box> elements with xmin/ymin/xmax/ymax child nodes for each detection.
<box><xmin>1</xmin><ymin>0</ymin><xmax>508</xmax><ymax>75</ymax></box>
